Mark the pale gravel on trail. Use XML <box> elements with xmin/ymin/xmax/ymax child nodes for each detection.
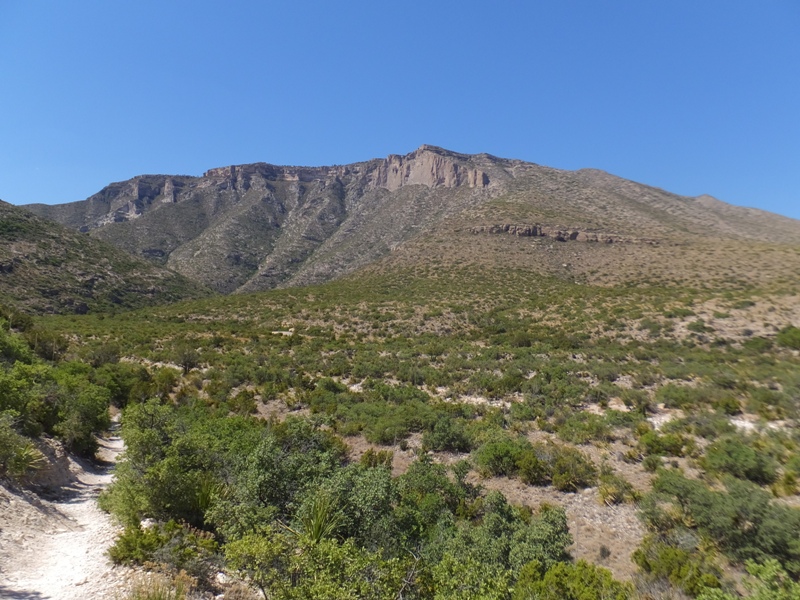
<box><xmin>0</xmin><ymin>429</ymin><xmax>132</xmax><ymax>600</ymax></box>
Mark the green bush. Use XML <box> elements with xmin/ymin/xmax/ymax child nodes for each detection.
<box><xmin>697</xmin><ymin>559</ymin><xmax>800</xmax><ymax>600</ymax></box>
<box><xmin>513</xmin><ymin>559</ymin><xmax>632</xmax><ymax>600</ymax></box>
<box><xmin>0</xmin><ymin>326</ymin><xmax>34</xmax><ymax>364</ymax></box>
<box><xmin>228</xmin><ymin>389</ymin><xmax>257</xmax><ymax>415</ymax></box>
<box><xmin>23</xmin><ymin>327</ymin><xmax>68</xmax><ymax>361</ymax></box>
<box><xmin>642</xmin><ymin>455</ymin><xmax>662</xmax><ymax>472</ymax></box>
<box><xmin>109</xmin><ymin>520</ymin><xmax>218</xmax><ymax>580</ymax></box>
<box><xmin>776</xmin><ymin>326</ymin><xmax>800</xmax><ymax>350</ymax></box>
<box><xmin>551</xmin><ymin>446</ymin><xmax>597</xmax><ymax>492</ymax></box>
<box><xmin>633</xmin><ymin>536</ymin><xmax>721</xmax><ymax>597</ymax></box>
<box><xmin>556</xmin><ymin>412</ymin><xmax>612</xmax><ymax>444</ymax></box>
<box><xmin>712</xmin><ymin>396</ymin><xmax>741</xmax><ymax>416</ymax></box>
<box><xmin>743</xmin><ymin>337</ymin><xmax>773</xmax><ymax>352</ymax></box>
<box><xmin>423</xmin><ymin>417</ymin><xmax>473</xmax><ymax>452</ymax></box>
<box><xmin>474</xmin><ymin>437</ymin><xmax>530</xmax><ymax>477</ymax></box>
<box><xmin>688</xmin><ymin>319</ymin><xmax>714</xmax><ymax>334</ymax></box>
<box><xmin>359</xmin><ymin>448</ymin><xmax>394</xmax><ymax>469</ymax></box>
<box><xmin>52</xmin><ymin>369</ymin><xmax>111</xmax><ymax>455</ymax></box>
<box><xmin>703</xmin><ymin>435</ymin><xmax>778</xmax><ymax>484</ymax></box>
<box><xmin>638</xmin><ymin>430</ymin><xmax>688</xmax><ymax>457</ymax></box>
<box><xmin>650</xmin><ymin>470</ymin><xmax>800</xmax><ymax>575</ymax></box>
<box><xmin>655</xmin><ymin>384</ymin><xmax>709</xmax><ymax>409</ymax></box>
<box><xmin>517</xmin><ymin>451</ymin><xmax>550</xmax><ymax>486</ymax></box>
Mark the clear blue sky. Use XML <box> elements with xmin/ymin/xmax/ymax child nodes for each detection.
<box><xmin>1</xmin><ymin>1</ymin><xmax>798</xmax><ymax>219</ymax></box>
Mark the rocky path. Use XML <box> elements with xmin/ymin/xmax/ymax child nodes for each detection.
<box><xmin>0</xmin><ymin>425</ymin><xmax>131</xmax><ymax>599</ymax></box>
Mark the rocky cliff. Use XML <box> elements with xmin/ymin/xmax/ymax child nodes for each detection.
<box><xmin>23</xmin><ymin>146</ymin><xmax>800</xmax><ymax>294</ymax></box>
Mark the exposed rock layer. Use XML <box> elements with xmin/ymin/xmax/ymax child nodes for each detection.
<box><xmin>470</xmin><ymin>224</ymin><xmax>662</xmax><ymax>245</ymax></box>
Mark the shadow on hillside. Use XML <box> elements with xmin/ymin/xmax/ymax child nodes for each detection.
<box><xmin>0</xmin><ymin>584</ymin><xmax>47</xmax><ymax>599</ymax></box>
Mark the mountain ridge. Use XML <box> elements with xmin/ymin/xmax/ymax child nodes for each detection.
<box><xmin>23</xmin><ymin>146</ymin><xmax>800</xmax><ymax>294</ymax></box>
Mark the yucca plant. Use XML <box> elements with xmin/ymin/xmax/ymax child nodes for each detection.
<box><xmin>8</xmin><ymin>442</ymin><xmax>46</xmax><ymax>480</ymax></box>
<box><xmin>283</xmin><ymin>491</ymin><xmax>344</xmax><ymax>545</ymax></box>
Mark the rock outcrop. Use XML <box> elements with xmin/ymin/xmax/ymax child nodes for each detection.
<box><xmin>369</xmin><ymin>145</ymin><xmax>490</xmax><ymax>191</ymax></box>
<box><xmin>470</xmin><ymin>224</ymin><xmax>662</xmax><ymax>245</ymax></box>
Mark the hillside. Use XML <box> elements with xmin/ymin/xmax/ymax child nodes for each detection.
<box><xmin>0</xmin><ymin>200</ymin><xmax>210</xmax><ymax>313</ymax></box>
<box><xmin>25</xmin><ymin>146</ymin><xmax>800</xmax><ymax>294</ymax></box>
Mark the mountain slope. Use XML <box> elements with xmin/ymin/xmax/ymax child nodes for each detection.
<box><xmin>0</xmin><ymin>200</ymin><xmax>210</xmax><ymax>313</ymax></box>
<box><xmin>25</xmin><ymin>146</ymin><xmax>800</xmax><ymax>294</ymax></box>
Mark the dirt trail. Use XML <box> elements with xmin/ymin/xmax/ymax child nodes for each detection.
<box><xmin>0</xmin><ymin>425</ymin><xmax>131</xmax><ymax>599</ymax></box>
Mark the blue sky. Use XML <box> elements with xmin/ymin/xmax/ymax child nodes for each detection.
<box><xmin>1</xmin><ymin>1</ymin><xmax>798</xmax><ymax>219</ymax></box>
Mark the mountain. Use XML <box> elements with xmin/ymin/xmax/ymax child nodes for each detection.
<box><xmin>24</xmin><ymin>146</ymin><xmax>800</xmax><ymax>294</ymax></box>
<box><xmin>0</xmin><ymin>200</ymin><xmax>210</xmax><ymax>313</ymax></box>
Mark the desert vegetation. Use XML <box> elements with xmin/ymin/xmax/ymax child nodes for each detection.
<box><xmin>2</xmin><ymin>260</ymin><xmax>799</xmax><ymax>599</ymax></box>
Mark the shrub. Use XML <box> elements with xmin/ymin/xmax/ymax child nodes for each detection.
<box><xmin>364</xmin><ymin>415</ymin><xmax>413</xmax><ymax>445</ymax></box>
<box><xmin>598</xmin><ymin>471</ymin><xmax>639</xmax><ymax>505</ymax></box>
<box><xmin>638</xmin><ymin>430</ymin><xmax>688</xmax><ymax>457</ymax></box>
<box><xmin>423</xmin><ymin>417</ymin><xmax>472</xmax><ymax>452</ymax></box>
<box><xmin>556</xmin><ymin>412</ymin><xmax>612</xmax><ymax>444</ymax></box>
<box><xmin>650</xmin><ymin>470</ymin><xmax>800</xmax><ymax>575</ymax></box>
<box><xmin>229</xmin><ymin>390</ymin><xmax>257</xmax><ymax>415</ymax></box>
<box><xmin>23</xmin><ymin>327</ymin><xmax>68</xmax><ymax>361</ymax></box>
<box><xmin>621</xmin><ymin>389</ymin><xmax>652</xmax><ymax>416</ymax></box>
<box><xmin>703</xmin><ymin>435</ymin><xmax>778</xmax><ymax>484</ymax></box>
<box><xmin>124</xmin><ymin>572</ymin><xmax>193</xmax><ymax>600</ymax></box>
<box><xmin>51</xmin><ymin>370</ymin><xmax>111</xmax><ymax>455</ymax></box>
<box><xmin>743</xmin><ymin>337</ymin><xmax>773</xmax><ymax>352</ymax></box>
<box><xmin>696</xmin><ymin>559</ymin><xmax>800</xmax><ymax>600</ymax></box>
<box><xmin>0</xmin><ymin>327</ymin><xmax>34</xmax><ymax>364</ymax></box>
<box><xmin>642</xmin><ymin>455</ymin><xmax>662</xmax><ymax>472</ymax></box>
<box><xmin>776</xmin><ymin>326</ymin><xmax>800</xmax><ymax>350</ymax></box>
<box><xmin>656</xmin><ymin>384</ymin><xmax>707</xmax><ymax>409</ymax></box>
<box><xmin>359</xmin><ymin>448</ymin><xmax>394</xmax><ymax>469</ymax></box>
<box><xmin>517</xmin><ymin>451</ymin><xmax>550</xmax><ymax>486</ymax></box>
<box><xmin>511</xmin><ymin>332</ymin><xmax>532</xmax><ymax>348</ymax></box>
<box><xmin>688</xmin><ymin>319</ymin><xmax>714</xmax><ymax>334</ymax></box>
<box><xmin>109</xmin><ymin>520</ymin><xmax>218</xmax><ymax>581</ymax></box>
<box><xmin>513</xmin><ymin>560</ymin><xmax>632</xmax><ymax>600</ymax></box>
<box><xmin>712</xmin><ymin>396</ymin><xmax>741</xmax><ymax>416</ymax></box>
<box><xmin>551</xmin><ymin>446</ymin><xmax>597</xmax><ymax>492</ymax></box>
<box><xmin>633</xmin><ymin>536</ymin><xmax>722</xmax><ymax>597</ymax></box>
<box><xmin>473</xmin><ymin>437</ymin><xmax>530</xmax><ymax>477</ymax></box>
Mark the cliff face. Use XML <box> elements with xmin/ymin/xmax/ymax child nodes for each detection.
<box><xmin>24</xmin><ymin>146</ymin><xmax>504</xmax><ymax>293</ymax></box>
<box><xmin>23</xmin><ymin>145</ymin><xmax>800</xmax><ymax>294</ymax></box>
<box><xmin>369</xmin><ymin>146</ymin><xmax>490</xmax><ymax>191</ymax></box>
<box><xmin>201</xmin><ymin>145</ymin><xmax>491</xmax><ymax>193</ymax></box>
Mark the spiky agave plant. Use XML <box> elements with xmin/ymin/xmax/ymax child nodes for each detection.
<box><xmin>282</xmin><ymin>491</ymin><xmax>344</xmax><ymax>545</ymax></box>
<box><xmin>8</xmin><ymin>442</ymin><xmax>46</xmax><ymax>480</ymax></box>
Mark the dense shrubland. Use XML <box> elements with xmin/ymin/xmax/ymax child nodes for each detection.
<box><xmin>2</xmin><ymin>268</ymin><xmax>800</xmax><ymax>598</ymax></box>
<box><xmin>0</xmin><ymin>308</ymin><xmax>110</xmax><ymax>478</ymax></box>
